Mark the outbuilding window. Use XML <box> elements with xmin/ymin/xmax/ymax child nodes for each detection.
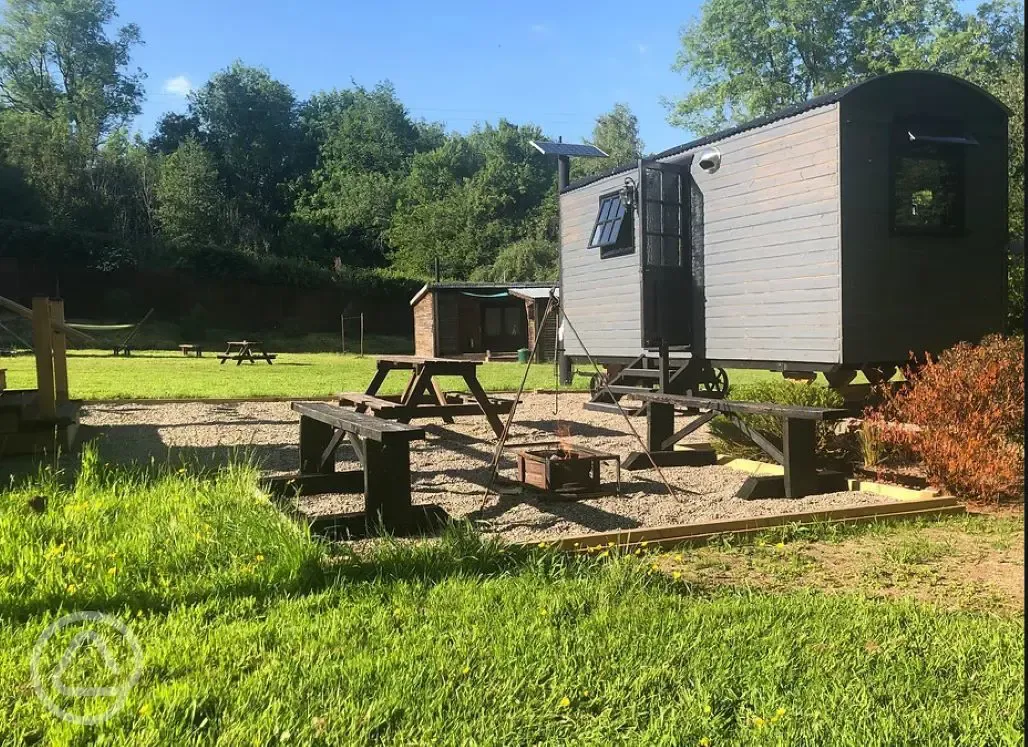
<box><xmin>890</xmin><ymin>121</ymin><xmax>974</xmax><ymax>236</ymax></box>
<box><xmin>589</xmin><ymin>191</ymin><xmax>634</xmax><ymax>258</ymax></box>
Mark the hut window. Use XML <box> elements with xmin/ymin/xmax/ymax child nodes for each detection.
<box><xmin>589</xmin><ymin>191</ymin><xmax>634</xmax><ymax>258</ymax></box>
<box><xmin>890</xmin><ymin>123</ymin><xmax>971</xmax><ymax>236</ymax></box>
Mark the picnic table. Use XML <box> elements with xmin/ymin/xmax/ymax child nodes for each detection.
<box><xmin>338</xmin><ymin>355</ymin><xmax>513</xmax><ymax>437</ymax></box>
<box><xmin>217</xmin><ymin>340</ymin><xmax>277</xmax><ymax>365</ymax></box>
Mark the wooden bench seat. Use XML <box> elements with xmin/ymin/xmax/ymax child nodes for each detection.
<box><xmin>179</xmin><ymin>344</ymin><xmax>202</xmax><ymax>357</ymax></box>
<box><xmin>262</xmin><ymin>402</ymin><xmax>445</xmax><ymax>538</ymax></box>
<box><xmin>624</xmin><ymin>391</ymin><xmax>849</xmax><ymax>499</ymax></box>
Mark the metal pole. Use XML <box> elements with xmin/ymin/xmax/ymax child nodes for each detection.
<box><xmin>341</xmin><ymin>314</ymin><xmax>345</xmax><ymax>353</ymax></box>
<box><xmin>359</xmin><ymin>313</ymin><xmax>364</xmax><ymax>358</ymax></box>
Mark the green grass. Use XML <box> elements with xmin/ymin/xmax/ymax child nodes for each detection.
<box><xmin>0</xmin><ymin>452</ymin><xmax>1023</xmax><ymax>744</ymax></box>
<box><xmin>1</xmin><ymin>349</ymin><xmax>783</xmax><ymax>400</ymax></box>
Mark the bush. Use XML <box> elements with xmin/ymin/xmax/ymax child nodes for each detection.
<box><xmin>867</xmin><ymin>335</ymin><xmax>1024</xmax><ymax>502</ymax></box>
<box><xmin>709</xmin><ymin>379</ymin><xmax>845</xmax><ymax>462</ymax></box>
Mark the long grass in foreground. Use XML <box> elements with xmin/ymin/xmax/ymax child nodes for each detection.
<box><xmin>0</xmin><ymin>455</ymin><xmax>1022</xmax><ymax>745</ymax></box>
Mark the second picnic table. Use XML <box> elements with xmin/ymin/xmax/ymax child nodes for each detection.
<box><xmin>217</xmin><ymin>340</ymin><xmax>277</xmax><ymax>365</ymax></box>
<box><xmin>338</xmin><ymin>355</ymin><xmax>514</xmax><ymax>437</ymax></box>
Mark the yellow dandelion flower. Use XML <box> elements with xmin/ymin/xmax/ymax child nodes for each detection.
<box><xmin>255</xmin><ymin>554</ymin><xmax>265</xmax><ymax>562</ymax></box>
<box><xmin>752</xmin><ymin>716</ymin><xmax>766</xmax><ymax>729</ymax></box>
<box><xmin>573</xmin><ymin>542</ymin><xmax>580</xmax><ymax>548</ymax></box>
<box><xmin>582</xmin><ymin>690</ymin><xmax>590</xmax><ymax>697</ymax></box>
<box><xmin>640</xmin><ymin>541</ymin><xmax>649</xmax><ymax>548</ymax></box>
<box><xmin>704</xmin><ymin>704</ymin><xmax>712</xmax><ymax>714</ymax></box>
<box><xmin>537</xmin><ymin>542</ymin><xmax>546</xmax><ymax>549</ymax></box>
<box><xmin>598</xmin><ymin>550</ymin><xmax>609</xmax><ymax>559</ymax></box>
<box><xmin>699</xmin><ymin>739</ymin><xmax>711</xmax><ymax>747</ymax></box>
<box><xmin>650</xmin><ymin>563</ymin><xmax>660</xmax><ymax>572</ymax></box>
<box><xmin>66</xmin><ymin>583</ymin><xmax>77</xmax><ymax>594</ymax></box>
<box><xmin>461</xmin><ymin>666</ymin><xmax>470</xmax><ymax>675</ymax></box>
<box><xmin>558</xmin><ymin>696</ymin><xmax>571</xmax><ymax>708</ymax></box>
<box><xmin>539</xmin><ymin>608</ymin><xmax>548</xmax><ymax>616</ymax></box>
<box><xmin>138</xmin><ymin>703</ymin><xmax>152</xmax><ymax>717</ymax></box>
<box><xmin>776</xmin><ymin>707</ymin><xmax>786</xmax><ymax>717</ymax></box>
<box><xmin>672</xmin><ymin>571</ymin><xmax>682</xmax><ymax>580</ymax></box>
<box><xmin>107</xmin><ymin>567</ymin><xmax>118</xmax><ymax>575</ymax></box>
<box><xmin>774</xmin><ymin>542</ymin><xmax>785</xmax><ymax>550</ymax></box>
<box><xmin>607</xmin><ymin>541</ymin><xmax>615</xmax><ymax>547</ymax></box>
<box><xmin>673</xmin><ymin>553</ymin><xmax>683</xmax><ymax>561</ymax></box>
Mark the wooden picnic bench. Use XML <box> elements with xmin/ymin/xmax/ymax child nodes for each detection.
<box><xmin>179</xmin><ymin>344</ymin><xmax>202</xmax><ymax>357</ymax></box>
<box><xmin>217</xmin><ymin>340</ymin><xmax>277</xmax><ymax>365</ymax></box>
<box><xmin>338</xmin><ymin>355</ymin><xmax>514</xmax><ymax>437</ymax></box>
<box><xmin>621</xmin><ymin>390</ymin><xmax>849</xmax><ymax>499</ymax></box>
<box><xmin>261</xmin><ymin>402</ymin><xmax>447</xmax><ymax>537</ymax></box>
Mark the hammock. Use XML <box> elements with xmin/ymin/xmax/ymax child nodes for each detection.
<box><xmin>67</xmin><ymin>308</ymin><xmax>154</xmax><ymax>353</ymax></box>
<box><xmin>65</xmin><ymin>322</ymin><xmax>136</xmax><ymax>331</ymax></box>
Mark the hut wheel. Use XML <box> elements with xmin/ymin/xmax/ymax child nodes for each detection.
<box><xmin>699</xmin><ymin>367</ymin><xmax>730</xmax><ymax>397</ymax></box>
<box><xmin>824</xmin><ymin>368</ymin><xmax>857</xmax><ymax>388</ymax></box>
<box><xmin>862</xmin><ymin>365</ymin><xmax>898</xmax><ymax>385</ymax></box>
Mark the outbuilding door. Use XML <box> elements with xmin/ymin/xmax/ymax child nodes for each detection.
<box><xmin>481</xmin><ymin>300</ymin><xmax>526</xmax><ymax>353</ymax></box>
<box><xmin>639</xmin><ymin>159</ymin><xmax>692</xmax><ymax>350</ymax></box>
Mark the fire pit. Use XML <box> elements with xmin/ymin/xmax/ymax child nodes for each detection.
<box><xmin>516</xmin><ymin>443</ymin><xmax>621</xmax><ymax>497</ymax></box>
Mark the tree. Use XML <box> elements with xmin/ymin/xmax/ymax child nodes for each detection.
<box><xmin>666</xmin><ymin>0</ymin><xmax>1023</xmax><ymax>135</ymax></box>
<box><xmin>148</xmin><ymin>112</ymin><xmax>203</xmax><ymax>155</ymax></box>
<box><xmin>387</xmin><ymin>121</ymin><xmax>553</xmax><ymax>279</ymax></box>
<box><xmin>0</xmin><ymin>0</ymin><xmax>144</xmax><ymax>150</ymax></box>
<box><xmin>572</xmin><ymin>102</ymin><xmax>645</xmax><ymax>180</ymax></box>
<box><xmin>156</xmin><ymin>137</ymin><xmax>223</xmax><ymax>246</ymax></box>
<box><xmin>190</xmin><ymin>62</ymin><xmax>300</xmax><ymax>250</ymax></box>
<box><xmin>471</xmin><ymin>238</ymin><xmax>557</xmax><ymax>282</ymax></box>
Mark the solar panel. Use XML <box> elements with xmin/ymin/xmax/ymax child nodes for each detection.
<box><xmin>530</xmin><ymin>140</ymin><xmax>608</xmax><ymax>158</ymax></box>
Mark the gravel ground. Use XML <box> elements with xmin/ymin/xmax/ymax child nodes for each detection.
<box><xmin>79</xmin><ymin>394</ymin><xmax>897</xmax><ymax>543</ymax></box>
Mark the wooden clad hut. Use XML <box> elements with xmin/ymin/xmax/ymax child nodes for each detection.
<box><xmin>558</xmin><ymin>70</ymin><xmax>1010</xmax><ymax>394</ymax></box>
<box><xmin>411</xmin><ymin>282</ymin><xmax>558</xmax><ymax>360</ymax></box>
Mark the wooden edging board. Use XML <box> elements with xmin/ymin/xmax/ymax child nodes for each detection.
<box><xmin>517</xmin><ymin>496</ymin><xmax>965</xmax><ymax>552</ymax></box>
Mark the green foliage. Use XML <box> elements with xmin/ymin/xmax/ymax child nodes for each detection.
<box><xmin>1009</xmin><ymin>252</ymin><xmax>1025</xmax><ymax>333</ymax></box>
<box><xmin>156</xmin><ymin>137</ymin><xmax>223</xmax><ymax>246</ymax></box>
<box><xmin>667</xmin><ymin>0</ymin><xmax>1024</xmax><ymax>134</ymax></box>
<box><xmin>710</xmin><ymin>379</ymin><xmax>845</xmax><ymax>461</ymax></box>
<box><xmin>0</xmin><ymin>0</ymin><xmax>144</xmax><ymax>146</ymax></box>
<box><xmin>571</xmin><ymin>102</ymin><xmax>645</xmax><ymax>180</ymax></box>
<box><xmin>471</xmin><ymin>237</ymin><xmax>557</xmax><ymax>282</ymax></box>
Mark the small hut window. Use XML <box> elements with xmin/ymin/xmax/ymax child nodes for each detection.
<box><xmin>589</xmin><ymin>191</ymin><xmax>634</xmax><ymax>258</ymax></box>
<box><xmin>890</xmin><ymin>122</ymin><xmax>972</xmax><ymax>236</ymax></box>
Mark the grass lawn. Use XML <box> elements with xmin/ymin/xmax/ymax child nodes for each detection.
<box><xmin>0</xmin><ymin>451</ymin><xmax>1022</xmax><ymax>745</ymax></box>
<box><xmin>0</xmin><ymin>350</ymin><xmax>784</xmax><ymax>400</ymax></box>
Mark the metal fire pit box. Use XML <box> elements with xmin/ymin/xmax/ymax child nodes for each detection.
<box><xmin>516</xmin><ymin>444</ymin><xmax>620</xmax><ymax>497</ymax></box>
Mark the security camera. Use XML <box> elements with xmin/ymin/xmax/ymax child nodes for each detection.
<box><xmin>697</xmin><ymin>148</ymin><xmax>721</xmax><ymax>173</ymax></box>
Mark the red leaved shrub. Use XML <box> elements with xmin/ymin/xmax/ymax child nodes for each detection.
<box><xmin>866</xmin><ymin>335</ymin><xmax>1024</xmax><ymax>502</ymax></box>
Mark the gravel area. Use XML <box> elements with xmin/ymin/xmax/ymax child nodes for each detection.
<box><xmin>80</xmin><ymin>394</ymin><xmax>897</xmax><ymax>543</ymax></box>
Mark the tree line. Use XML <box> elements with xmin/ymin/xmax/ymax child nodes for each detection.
<box><xmin>0</xmin><ymin>0</ymin><xmax>1022</xmax><ymax>296</ymax></box>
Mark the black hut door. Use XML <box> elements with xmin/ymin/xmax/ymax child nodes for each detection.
<box><xmin>639</xmin><ymin>159</ymin><xmax>692</xmax><ymax>350</ymax></box>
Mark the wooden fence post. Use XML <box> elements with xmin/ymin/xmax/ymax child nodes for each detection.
<box><xmin>49</xmin><ymin>299</ymin><xmax>69</xmax><ymax>405</ymax></box>
<box><xmin>31</xmin><ymin>297</ymin><xmax>56</xmax><ymax>419</ymax></box>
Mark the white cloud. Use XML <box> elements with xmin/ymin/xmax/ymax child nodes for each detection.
<box><xmin>530</xmin><ymin>23</ymin><xmax>552</xmax><ymax>36</ymax></box>
<box><xmin>637</xmin><ymin>43</ymin><xmax>649</xmax><ymax>55</ymax></box>
<box><xmin>162</xmin><ymin>75</ymin><xmax>192</xmax><ymax>98</ymax></box>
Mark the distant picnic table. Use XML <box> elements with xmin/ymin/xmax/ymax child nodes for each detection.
<box><xmin>217</xmin><ymin>340</ymin><xmax>277</xmax><ymax>365</ymax></box>
<box><xmin>338</xmin><ymin>355</ymin><xmax>513</xmax><ymax>437</ymax></box>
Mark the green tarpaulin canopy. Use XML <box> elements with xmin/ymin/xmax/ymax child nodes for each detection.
<box><xmin>460</xmin><ymin>291</ymin><xmax>508</xmax><ymax>299</ymax></box>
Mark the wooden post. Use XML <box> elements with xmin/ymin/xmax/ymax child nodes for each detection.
<box><xmin>364</xmin><ymin>439</ymin><xmax>413</xmax><ymax>531</ymax></box>
<box><xmin>299</xmin><ymin>416</ymin><xmax>336</xmax><ymax>473</ymax></box>
<box><xmin>341</xmin><ymin>314</ymin><xmax>345</xmax><ymax>353</ymax></box>
<box><xmin>646</xmin><ymin>402</ymin><xmax>675</xmax><ymax>453</ymax></box>
<box><xmin>782</xmin><ymin>418</ymin><xmax>818</xmax><ymax>498</ymax></box>
<box><xmin>31</xmin><ymin>297</ymin><xmax>56</xmax><ymax>419</ymax></box>
<box><xmin>359</xmin><ymin>313</ymin><xmax>364</xmax><ymax>358</ymax></box>
<box><xmin>49</xmin><ymin>299</ymin><xmax>69</xmax><ymax>405</ymax></box>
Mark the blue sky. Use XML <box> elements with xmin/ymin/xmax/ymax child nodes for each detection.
<box><xmin>119</xmin><ymin>0</ymin><xmax>705</xmax><ymax>153</ymax></box>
